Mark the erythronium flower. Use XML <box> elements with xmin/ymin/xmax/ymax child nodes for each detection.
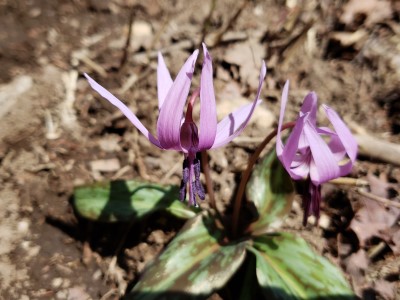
<box><xmin>276</xmin><ymin>81</ymin><xmax>357</xmax><ymax>224</ymax></box>
<box><xmin>85</xmin><ymin>43</ymin><xmax>267</xmax><ymax>206</ymax></box>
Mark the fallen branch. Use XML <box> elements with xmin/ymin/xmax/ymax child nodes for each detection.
<box><xmin>355</xmin><ymin>134</ymin><xmax>400</xmax><ymax>166</ymax></box>
<box><xmin>357</xmin><ymin>188</ymin><xmax>400</xmax><ymax>209</ymax></box>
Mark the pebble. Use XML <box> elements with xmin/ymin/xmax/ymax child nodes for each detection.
<box><xmin>318</xmin><ymin>213</ymin><xmax>331</xmax><ymax>229</ymax></box>
<box><xmin>56</xmin><ymin>289</ymin><xmax>68</xmax><ymax>300</ymax></box>
<box><xmin>92</xmin><ymin>269</ymin><xmax>102</xmax><ymax>281</ymax></box>
<box><xmin>17</xmin><ymin>220</ymin><xmax>30</xmax><ymax>235</ymax></box>
<box><xmin>51</xmin><ymin>277</ymin><xmax>63</xmax><ymax>289</ymax></box>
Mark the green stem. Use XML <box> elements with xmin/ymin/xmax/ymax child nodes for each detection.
<box><xmin>232</xmin><ymin>122</ymin><xmax>296</xmax><ymax>237</ymax></box>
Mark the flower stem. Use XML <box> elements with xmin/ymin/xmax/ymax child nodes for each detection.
<box><xmin>232</xmin><ymin>122</ymin><xmax>296</xmax><ymax>237</ymax></box>
<box><xmin>201</xmin><ymin>150</ymin><xmax>216</xmax><ymax>210</ymax></box>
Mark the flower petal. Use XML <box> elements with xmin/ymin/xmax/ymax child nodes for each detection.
<box><xmin>279</xmin><ymin>113</ymin><xmax>309</xmax><ymax>180</ymax></box>
<box><xmin>157</xmin><ymin>50</ymin><xmax>199</xmax><ymax>150</ymax></box>
<box><xmin>211</xmin><ymin>61</ymin><xmax>267</xmax><ymax>149</ymax></box>
<box><xmin>300</xmin><ymin>92</ymin><xmax>317</xmax><ymax>124</ymax></box>
<box><xmin>323</xmin><ymin>104</ymin><xmax>358</xmax><ymax>176</ymax></box>
<box><xmin>157</xmin><ymin>52</ymin><xmax>173</xmax><ymax>110</ymax></box>
<box><xmin>303</xmin><ymin>120</ymin><xmax>341</xmax><ymax>184</ymax></box>
<box><xmin>276</xmin><ymin>80</ymin><xmax>290</xmax><ymax>158</ymax></box>
<box><xmin>197</xmin><ymin>43</ymin><xmax>217</xmax><ymax>150</ymax></box>
<box><xmin>212</xmin><ymin>100</ymin><xmax>261</xmax><ymax>148</ymax></box>
<box><xmin>84</xmin><ymin>73</ymin><xmax>161</xmax><ymax>148</ymax></box>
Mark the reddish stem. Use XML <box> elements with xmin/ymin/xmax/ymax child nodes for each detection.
<box><xmin>232</xmin><ymin>122</ymin><xmax>296</xmax><ymax>237</ymax></box>
<box><xmin>201</xmin><ymin>150</ymin><xmax>216</xmax><ymax>210</ymax></box>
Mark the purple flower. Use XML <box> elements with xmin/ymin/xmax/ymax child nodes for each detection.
<box><xmin>85</xmin><ymin>43</ymin><xmax>266</xmax><ymax>206</ymax></box>
<box><xmin>276</xmin><ymin>81</ymin><xmax>357</xmax><ymax>224</ymax></box>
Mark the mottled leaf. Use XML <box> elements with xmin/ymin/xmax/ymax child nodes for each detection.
<box><xmin>127</xmin><ymin>213</ymin><xmax>247</xmax><ymax>299</ymax></box>
<box><xmin>73</xmin><ymin>180</ymin><xmax>199</xmax><ymax>222</ymax></box>
<box><xmin>248</xmin><ymin>233</ymin><xmax>355</xmax><ymax>300</ymax></box>
<box><xmin>237</xmin><ymin>254</ymin><xmax>261</xmax><ymax>300</ymax></box>
<box><xmin>246</xmin><ymin>148</ymin><xmax>295</xmax><ymax>235</ymax></box>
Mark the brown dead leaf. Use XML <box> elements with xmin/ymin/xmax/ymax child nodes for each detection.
<box><xmin>341</xmin><ymin>0</ymin><xmax>393</xmax><ymax>27</ymax></box>
<box><xmin>343</xmin><ymin>249</ymin><xmax>369</xmax><ymax>296</ymax></box>
<box><xmin>350</xmin><ymin>196</ymin><xmax>400</xmax><ymax>247</ymax></box>
<box><xmin>223</xmin><ymin>39</ymin><xmax>265</xmax><ymax>89</ymax></box>
<box><xmin>367</xmin><ymin>172</ymin><xmax>392</xmax><ymax>198</ymax></box>
<box><xmin>373</xmin><ymin>280</ymin><xmax>396</xmax><ymax>300</ymax></box>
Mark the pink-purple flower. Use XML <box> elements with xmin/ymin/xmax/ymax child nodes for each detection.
<box><xmin>276</xmin><ymin>81</ymin><xmax>357</xmax><ymax>224</ymax></box>
<box><xmin>85</xmin><ymin>43</ymin><xmax>266</xmax><ymax>206</ymax></box>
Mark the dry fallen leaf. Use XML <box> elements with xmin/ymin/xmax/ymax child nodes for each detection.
<box><xmin>373</xmin><ymin>280</ymin><xmax>396</xmax><ymax>300</ymax></box>
<box><xmin>341</xmin><ymin>0</ymin><xmax>393</xmax><ymax>27</ymax></box>
<box><xmin>223</xmin><ymin>39</ymin><xmax>265</xmax><ymax>89</ymax></box>
<box><xmin>350</xmin><ymin>196</ymin><xmax>400</xmax><ymax>247</ymax></box>
<box><xmin>343</xmin><ymin>249</ymin><xmax>369</xmax><ymax>296</ymax></box>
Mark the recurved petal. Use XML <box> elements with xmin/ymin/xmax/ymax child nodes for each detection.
<box><xmin>198</xmin><ymin>43</ymin><xmax>217</xmax><ymax>151</ymax></box>
<box><xmin>323</xmin><ymin>104</ymin><xmax>358</xmax><ymax>163</ymax></box>
<box><xmin>279</xmin><ymin>113</ymin><xmax>309</xmax><ymax>180</ymax></box>
<box><xmin>212</xmin><ymin>100</ymin><xmax>261</xmax><ymax>148</ymax></box>
<box><xmin>303</xmin><ymin>120</ymin><xmax>341</xmax><ymax>184</ymax></box>
<box><xmin>157</xmin><ymin>50</ymin><xmax>199</xmax><ymax>150</ymax></box>
<box><xmin>276</xmin><ymin>80</ymin><xmax>290</xmax><ymax>157</ymax></box>
<box><xmin>84</xmin><ymin>73</ymin><xmax>161</xmax><ymax>148</ymax></box>
<box><xmin>157</xmin><ymin>52</ymin><xmax>173</xmax><ymax>110</ymax></box>
<box><xmin>211</xmin><ymin>61</ymin><xmax>267</xmax><ymax>149</ymax></box>
<box><xmin>300</xmin><ymin>92</ymin><xmax>318</xmax><ymax>124</ymax></box>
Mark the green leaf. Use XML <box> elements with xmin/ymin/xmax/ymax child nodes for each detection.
<box><xmin>248</xmin><ymin>233</ymin><xmax>356</xmax><ymax>300</ymax></box>
<box><xmin>246</xmin><ymin>148</ymin><xmax>295</xmax><ymax>235</ymax></box>
<box><xmin>127</xmin><ymin>213</ymin><xmax>248</xmax><ymax>299</ymax></box>
<box><xmin>73</xmin><ymin>180</ymin><xmax>199</xmax><ymax>222</ymax></box>
<box><xmin>237</xmin><ymin>254</ymin><xmax>261</xmax><ymax>300</ymax></box>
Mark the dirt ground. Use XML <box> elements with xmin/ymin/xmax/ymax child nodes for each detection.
<box><xmin>0</xmin><ymin>0</ymin><xmax>399</xmax><ymax>299</ymax></box>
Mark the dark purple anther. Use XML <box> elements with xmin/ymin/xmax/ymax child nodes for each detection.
<box><xmin>302</xmin><ymin>180</ymin><xmax>321</xmax><ymax>225</ymax></box>
<box><xmin>179</xmin><ymin>159</ymin><xmax>190</xmax><ymax>201</ymax></box>
<box><xmin>193</xmin><ymin>158</ymin><xmax>205</xmax><ymax>200</ymax></box>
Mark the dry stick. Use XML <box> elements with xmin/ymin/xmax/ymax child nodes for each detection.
<box><xmin>199</xmin><ymin>0</ymin><xmax>217</xmax><ymax>49</ymax></box>
<box><xmin>357</xmin><ymin>189</ymin><xmax>400</xmax><ymax>209</ymax></box>
<box><xmin>209</xmin><ymin>0</ymin><xmax>249</xmax><ymax>47</ymax></box>
<box><xmin>201</xmin><ymin>150</ymin><xmax>216</xmax><ymax>210</ymax></box>
<box><xmin>232</xmin><ymin>122</ymin><xmax>296</xmax><ymax>237</ymax></box>
<box><xmin>119</xmin><ymin>6</ymin><xmax>135</xmax><ymax>70</ymax></box>
<box><xmin>329</xmin><ymin>177</ymin><xmax>369</xmax><ymax>187</ymax></box>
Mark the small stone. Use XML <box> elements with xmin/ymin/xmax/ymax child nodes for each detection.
<box><xmin>148</xmin><ymin>230</ymin><xmax>165</xmax><ymax>245</ymax></box>
<box><xmin>318</xmin><ymin>213</ymin><xmax>331</xmax><ymax>229</ymax></box>
<box><xmin>92</xmin><ymin>269</ymin><xmax>102</xmax><ymax>281</ymax></box>
<box><xmin>56</xmin><ymin>289</ymin><xmax>68</xmax><ymax>300</ymax></box>
<box><xmin>17</xmin><ymin>219</ymin><xmax>30</xmax><ymax>234</ymax></box>
<box><xmin>62</xmin><ymin>279</ymin><xmax>71</xmax><ymax>288</ymax></box>
<box><xmin>51</xmin><ymin>277</ymin><xmax>63</xmax><ymax>289</ymax></box>
<box><xmin>90</xmin><ymin>158</ymin><xmax>120</xmax><ymax>172</ymax></box>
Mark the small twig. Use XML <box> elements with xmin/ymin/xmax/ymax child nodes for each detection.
<box><xmin>74</xmin><ymin>52</ymin><xmax>108</xmax><ymax>77</ymax></box>
<box><xmin>232</xmin><ymin>122</ymin><xmax>295</xmax><ymax>237</ymax></box>
<box><xmin>329</xmin><ymin>177</ymin><xmax>369</xmax><ymax>187</ymax></box>
<box><xmin>132</xmin><ymin>40</ymin><xmax>194</xmax><ymax>61</ymax></box>
<box><xmin>201</xmin><ymin>150</ymin><xmax>216</xmax><ymax>210</ymax></box>
<box><xmin>368</xmin><ymin>241</ymin><xmax>386</xmax><ymax>259</ymax></box>
<box><xmin>160</xmin><ymin>161</ymin><xmax>181</xmax><ymax>184</ymax></box>
<box><xmin>131</xmin><ymin>130</ymin><xmax>151</xmax><ymax>181</ymax></box>
<box><xmin>355</xmin><ymin>134</ymin><xmax>400</xmax><ymax>166</ymax></box>
<box><xmin>119</xmin><ymin>6</ymin><xmax>135</xmax><ymax>70</ymax></box>
<box><xmin>209</xmin><ymin>0</ymin><xmax>249</xmax><ymax>47</ymax></box>
<box><xmin>357</xmin><ymin>189</ymin><xmax>400</xmax><ymax>209</ymax></box>
<box><xmin>105</xmin><ymin>218</ymin><xmax>136</xmax><ymax>281</ymax></box>
<box><xmin>199</xmin><ymin>0</ymin><xmax>217</xmax><ymax>48</ymax></box>
<box><xmin>100</xmin><ymin>288</ymin><xmax>119</xmax><ymax>300</ymax></box>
